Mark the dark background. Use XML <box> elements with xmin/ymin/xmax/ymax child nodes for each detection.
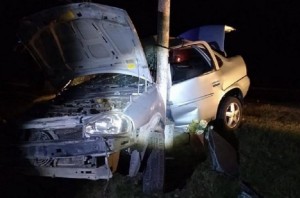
<box><xmin>1</xmin><ymin>0</ymin><xmax>300</xmax><ymax>90</ymax></box>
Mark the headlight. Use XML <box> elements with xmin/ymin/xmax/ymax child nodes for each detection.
<box><xmin>84</xmin><ymin>112</ymin><xmax>133</xmax><ymax>137</ymax></box>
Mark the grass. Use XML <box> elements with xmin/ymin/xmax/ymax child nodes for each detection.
<box><xmin>171</xmin><ymin>101</ymin><xmax>300</xmax><ymax>198</ymax></box>
<box><xmin>1</xmin><ymin>101</ymin><xmax>300</xmax><ymax>197</ymax></box>
<box><xmin>236</xmin><ymin>102</ymin><xmax>300</xmax><ymax>197</ymax></box>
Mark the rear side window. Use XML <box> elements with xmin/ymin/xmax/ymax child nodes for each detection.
<box><xmin>169</xmin><ymin>46</ymin><xmax>212</xmax><ymax>83</ymax></box>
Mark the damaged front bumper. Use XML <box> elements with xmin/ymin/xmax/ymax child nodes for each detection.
<box><xmin>16</xmin><ymin>136</ymin><xmax>134</xmax><ymax>180</ymax></box>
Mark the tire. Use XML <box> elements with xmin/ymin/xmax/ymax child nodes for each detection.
<box><xmin>142</xmin><ymin>122</ymin><xmax>165</xmax><ymax>194</ymax></box>
<box><xmin>216</xmin><ymin>96</ymin><xmax>242</xmax><ymax>132</ymax></box>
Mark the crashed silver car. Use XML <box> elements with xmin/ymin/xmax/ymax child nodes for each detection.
<box><xmin>168</xmin><ymin>40</ymin><xmax>250</xmax><ymax>132</ymax></box>
<box><xmin>144</xmin><ymin>25</ymin><xmax>250</xmax><ymax>133</ymax></box>
<box><xmin>7</xmin><ymin>2</ymin><xmax>249</xmax><ymax>194</ymax></box>
<box><xmin>12</xmin><ymin>2</ymin><xmax>165</xmax><ymax>193</ymax></box>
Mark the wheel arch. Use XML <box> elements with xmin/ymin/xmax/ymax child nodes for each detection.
<box><xmin>217</xmin><ymin>88</ymin><xmax>244</xmax><ymax>114</ymax></box>
<box><xmin>214</xmin><ymin>88</ymin><xmax>244</xmax><ymax>131</ymax></box>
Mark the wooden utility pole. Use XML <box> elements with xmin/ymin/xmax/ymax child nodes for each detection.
<box><xmin>156</xmin><ymin>0</ymin><xmax>170</xmax><ymax>114</ymax></box>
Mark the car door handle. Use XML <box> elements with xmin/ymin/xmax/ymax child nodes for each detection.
<box><xmin>212</xmin><ymin>81</ymin><xmax>220</xmax><ymax>87</ymax></box>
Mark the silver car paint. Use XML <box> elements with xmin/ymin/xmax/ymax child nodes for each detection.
<box><xmin>169</xmin><ymin>41</ymin><xmax>250</xmax><ymax>131</ymax></box>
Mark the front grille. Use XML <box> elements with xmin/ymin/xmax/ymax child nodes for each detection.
<box><xmin>54</xmin><ymin>126</ymin><xmax>83</xmax><ymax>140</ymax></box>
<box><xmin>21</xmin><ymin>125</ymin><xmax>84</xmax><ymax>142</ymax></box>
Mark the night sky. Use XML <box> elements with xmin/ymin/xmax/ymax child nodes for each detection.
<box><xmin>2</xmin><ymin>0</ymin><xmax>300</xmax><ymax>89</ymax></box>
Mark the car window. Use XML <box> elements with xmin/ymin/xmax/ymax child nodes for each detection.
<box><xmin>169</xmin><ymin>46</ymin><xmax>212</xmax><ymax>83</ymax></box>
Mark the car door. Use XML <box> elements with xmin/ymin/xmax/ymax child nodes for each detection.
<box><xmin>168</xmin><ymin>45</ymin><xmax>221</xmax><ymax>129</ymax></box>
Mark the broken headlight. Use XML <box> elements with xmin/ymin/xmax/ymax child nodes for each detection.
<box><xmin>84</xmin><ymin>112</ymin><xmax>133</xmax><ymax>137</ymax></box>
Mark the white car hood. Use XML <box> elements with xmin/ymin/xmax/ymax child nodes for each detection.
<box><xmin>18</xmin><ymin>3</ymin><xmax>152</xmax><ymax>86</ymax></box>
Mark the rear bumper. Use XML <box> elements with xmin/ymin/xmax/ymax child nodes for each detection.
<box><xmin>240</xmin><ymin>76</ymin><xmax>251</xmax><ymax>97</ymax></box>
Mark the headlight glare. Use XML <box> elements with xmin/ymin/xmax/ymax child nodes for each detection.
<box><xmin>84</xmin><ymin>112</ymin><xmax>133</xmax><ymax>136</ymax></box>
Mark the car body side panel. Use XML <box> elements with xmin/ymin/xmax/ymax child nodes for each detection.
<box><xmin>169</xmin><ymin>72</ymin><xmax>222</xmax><ymax>129</ymax></box>
<box><xmin>219</xmin><ymin>55</ymin><xmax>248</xmax><ymax>91</ymax></box>
<box><xmin>124</xmin><ymin>85</ymin><xmax>165</xmax><ymax>129</ymax></box>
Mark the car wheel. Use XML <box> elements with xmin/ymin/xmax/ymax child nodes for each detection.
<box><xmin>142</xmin><ymin>122</ymin><xmax>165</xmax><ymax>194</ymax></box>
<box><xmin>216</xmin><ymin>96</ymin><xmax>242</xmax><ymax>132</ymax></box>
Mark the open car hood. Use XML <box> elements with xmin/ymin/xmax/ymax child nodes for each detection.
<box><xmin>18</xmin><ymin>3</ymin><xmax>152</xmax><ymax>88</ymax></box>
